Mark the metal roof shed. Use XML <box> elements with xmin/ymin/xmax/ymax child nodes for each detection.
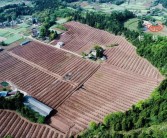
<box><xmin>24</xmin><ymin>96</ymin><xmax>53</xmax><ymax>117</ymax></box>
<box><xmin>0</xmin><ymin>91</ymin><xmax>8</xmax><ymax>97</ymax></box>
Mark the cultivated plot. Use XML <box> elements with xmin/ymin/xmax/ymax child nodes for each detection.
<box><xmin>0</xmin><ymin>110</ymin><xmax>66</xmax><ymax>138</ymax></box>
<box><xmin>0</xmin><ymin>22</ymin><xmax>164</xmax><ymax>136</ymax></box>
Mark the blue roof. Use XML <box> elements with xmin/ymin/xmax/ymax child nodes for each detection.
<box><xmin>0</xmin><ymin>91</ymin><xmax>8</xmax><ymax>97</ymax></box>
<box><xmin>20</xmin><ymin>40</ymin><xmax>31</xmax><ymax>46</ymax></box>
<box><xmin>24</xmin><ymin>96</ymin><xmax>53</xmax><ymax>117</ymax></box>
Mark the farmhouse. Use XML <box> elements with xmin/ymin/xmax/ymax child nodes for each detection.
<box><xmin>24</xmin><ymin>96</ymin><xmax>53</xmax><ymax>117</ymax></box>
<box><xmin>55</xmin><ymin>41</ymin><xmax>64</xmax><ymax>48</ymax></box>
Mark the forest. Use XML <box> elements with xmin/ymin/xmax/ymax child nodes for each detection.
<box><xmin>159</xmin><ymin>0</ymin><xmax>167</xmax><ymax>8</ymax></box>
<box><xmin>0</xmin><ymin>3</ymin><xmax>32</xmax><ymax>22</ymax></box>
<box><xmin>62</xmin><ymin>0</ymin><xmax>125</xmax><ymax>4</ymax></box>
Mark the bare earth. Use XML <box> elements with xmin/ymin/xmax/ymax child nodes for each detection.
<box><xmin>0</xmin><ymin>110</ymin><xmax>66</xmax><ymax>138</ymax></box>
<box><xmin>0</xmin><ymin>21</ymin><xmax>164</xmax><ymax>137</ymax></box>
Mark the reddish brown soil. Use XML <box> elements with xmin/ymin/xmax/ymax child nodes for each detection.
<box><xmin>55</xmin><ymin>65</ymin><xmax>162</xmax><ymax>134</ymax></box>
<box><xmin>0</xmin><ymin>22</ymin><xmax>164</xmax><ymax>136</ymax></box>
<box><xmin>51</xmin><ymin>21</ymin><xmax>116</xmax><ymax>54</ymax></box>
<box><xmin>10</xmin><ymin>41</ymin><xmax>99</xmax><ymax>85</ymax></box>
<box><xmin>0</xmin><ymin>110</ymin><xmax>66</xmax><ymax>138</ymax></box>
<box><xmin>51</xmin><ymin>21</ymin><xmax>163</xmax><ymax>80</ymax></box>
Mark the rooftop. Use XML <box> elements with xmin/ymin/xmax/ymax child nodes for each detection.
<box><xmin>0</xmin><ymin>91</ymin><xmax>8</xmax><ymax>97</ymax></box>
<box><xmin>24</xmin><ymin>96</ymin><xmax>53</xmax><ymax>117</ymax></box>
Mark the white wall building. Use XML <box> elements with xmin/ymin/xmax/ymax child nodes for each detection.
<box><xmin>55</xmin><ymin>42</ymin><xmax>64</xmax><ymax>48</ymax></box>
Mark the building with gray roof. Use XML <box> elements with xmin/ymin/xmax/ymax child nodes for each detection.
<box><xmin>24</xmin><ymin>96</ymin><xmax>53</xmax><ymax>117</ymax></box>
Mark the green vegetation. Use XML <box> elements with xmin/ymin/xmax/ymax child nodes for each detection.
<box><xmin>49</xmin><ymin>31</ymin><xmax>58</xmax><ymax>41</ymax></box>
<box><xmin>3</xmin><ymin>135</ymin><xmax>13</xmax><ymax>138</ymax></box>
<box><xmin>159</xmin><ymin>0</ymin><xmax>167</xmax><ymax>8</ymax></box>
<box><xmin>0</xmin><ymin>28</ymin><xmax>24</xmax><ymax>46</ymax></box>
<box><xmin>56</xmin><ymin>24</ymin><xmax>67</xmax><ymax>31</ymax></box>
<box><xmin>125</xmin><ymin>33</ymin><xmax>167</xmax><ymax>76</ymax></box>
<box><xmin>33</xmin><ymin>8</ymin><xmax>72</xmax><ymax>40</ymax></box>
<box><xmin>94</xmin><ymin>45</ymin><xmax>104</xmax><ymax>58</ymax></box>
<box><xmin>56</xmin><ymin>18</ymin><xmax>68</xmax><ymax>24</ymax></box>
<box><xmin>30</xmin><ymin>0</ymin><xmax>60</xmax><ymax>11</ymax></box>
<box><xmin>33</xmin><ymin>9</ymin><xmax>60</xmax><ymax>39</ymax></box>
<box><xmin>82</xmin><ymin>45</ymin><xmax>105</xmax><ymax>61</ymax></box>
<box><xmin>1</xmin><ymin>81</ymin><xmax>9</xmax><ymax>87</ymax></box>
<box><xmin>0</xmin><ymin>92</ymin><xmax>45</xmax><ymax>123</ymax></box>
<box><xmin>64</xmin><ymin>0</ymin><xmax>125</xmax><ymax>5</ymax></box>
<box><xmin>124</xmin><ymin>18</ymin><xmax>139</xmax><ymax>31</ymax></box>
<box><xmin>3</xmin><ymin>34</ymin><xmax>22</xmax><ymax>45</ymax></box>
<box><xmin>0</xmin><ymin>2</ymin><xmax>32</xmax><ymax>22</ymax></box>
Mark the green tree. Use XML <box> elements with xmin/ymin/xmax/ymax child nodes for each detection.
<box><xmin>49</xmin><ymin>31</ymin><xmax>58</xmax><ymax>41</ymax></box>
<box><xmin>40</xmin><ymin>26</ymin><xmax>47</xmax><ymax>38</ymax></box>
<box><xmin>94</xmin><ymin>45</ymin><xmax>104</xmax><ymax>58</ymax></box>
<box><xmin>37</xmin><ymin>116</ymin><xmax>45</xmax><ymax>124</ymax></box>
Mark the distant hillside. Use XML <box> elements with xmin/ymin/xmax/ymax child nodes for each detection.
<box><xmin>63</xmin><ymin>0</ymin><xmax>126</xmax><ymax>5</ymax></box>
<box><xmin>159</xmin><ymin>0</ymin><xmax>167</xmax><ymax>8</ymax></box>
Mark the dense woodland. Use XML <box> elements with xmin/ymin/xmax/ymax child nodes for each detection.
<box><xmin>159</xmin><ymin>0</ymin><xmax>167</xmax><ymax>8</ymax></box>
<box><xmin>30</xmin><ymin>0</ymin><xmax>60</xmax><ymax>11</ymax></box>
<box><xmin>0</xmin><ymin>92</ymin><xmax>45</xmax><ymax>123</ymax></box>
<box><xmin>0</xmin><ymin>3</ymin><xmax>32</xmax><ymax>22</ymax></box>
<box><xmin>61</xmin><ymin>0</ymin><xmax>125</xmax><ymax>4</ymax></box>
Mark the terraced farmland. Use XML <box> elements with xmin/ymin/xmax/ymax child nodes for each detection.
<box><xmin>53</xmin><ymin>65</ymin><xmax>162</xmax><ymax>134</ymax></box>
<box><xmin>51</xmin><ymin>21</ymin><xmax>163</xmax><ymax>80</ymax></box>
<box><xmin>104</xmin><ymin>36</ymin><xmax>163</xmax><ymax>80</ymax></box>
<box><xmin>0</xmin><ymin>53</ymin><xmax>74</xmax><ymax>109</ymax></box>
<box><xmin>51</xmin><ymin>21</ymin><xmax>116</xmax><ymax>53</ymax></box>
<box><xmin>0</xmin><ymin>22</ymin><xmax>164</xmax><ymax>136</ymax></box>
<box><xmin>10</xmin><ymin>41</ymin><xmax>99</xmax><ymax>85</ymax></box>
<box><xmin>0</xmin><ymin>110</ymin><xmax>66</xmax><ymax>138</ymax></box>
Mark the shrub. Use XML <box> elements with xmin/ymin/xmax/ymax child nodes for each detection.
<box><xmin>37</xmin><ymin>116</ymin><xmax>45</xmax><ymax>124</ymax></box>
<box><xmin>89</xmin><ymin>121</ymin><xmax>97</xmax><ymax>130</ymax></box>
<box><xmin>3</xmin><ymin>135</ymin><xmax>13</xmax><ymax>138</ymax></box>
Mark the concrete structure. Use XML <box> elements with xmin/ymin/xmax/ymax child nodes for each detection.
<box><xmin>24</xmin><ymin>96</ymin><xmax>53</xmax><ymax>117</ymax></box>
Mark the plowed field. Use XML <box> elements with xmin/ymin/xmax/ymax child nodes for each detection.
<box><xmin>0</xmin><ymin>22</ymin><xmax>164</xmax><ymax>136</ymax></box>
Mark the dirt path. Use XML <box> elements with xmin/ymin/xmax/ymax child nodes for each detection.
<box><xmin>28</xmin><ymin>36</ymin><xmax>82</xmax><ymax>58</ymax></box>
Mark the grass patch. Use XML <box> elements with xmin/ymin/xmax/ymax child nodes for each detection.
<box><xmin>124</xmin><ymin>18</ymin><xmax>139</xmax><ymax>31</ymax></box>
<box><xmin>56</xmin><ymin>18</ymin><xmax>68</xmax><ymax>24</ymax></box>
<box><xmin>0</xmin><ymin>29</ymin><xmax>10</xmax><ymax>37</ymax></box>
<box><xmin>56</xmin><ymin>24</ymin><xmax>67</xmax><ymax>31</ymax></box>
<box><xmin>4</xmin><ymin>34</ymin><xmax>22</xmax><ymax>45</ymax></box>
